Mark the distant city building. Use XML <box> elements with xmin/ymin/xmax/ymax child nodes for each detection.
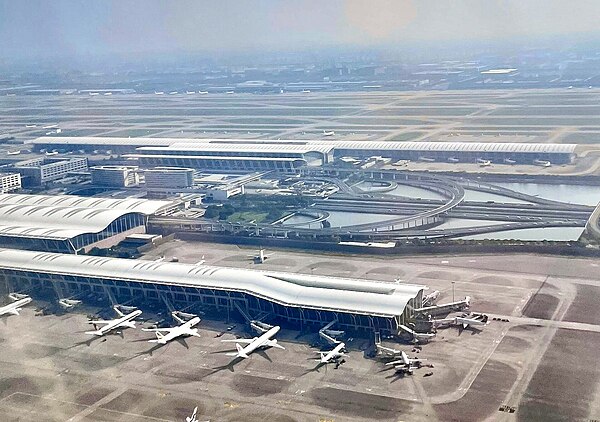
<box><xmin>0</xmin><ymin>172</ymin><xmax>21</xmax><ymax>193</ymax></box>
<box><xmin>91</xmin><ymin>165</ymin><xmax>140</xmax><ymax>187</ymax></box>
<box><xmin>144</xmin><ymin>167</ymin><xmax>194</xmax><ymax>189</ymax></box>
<box><xmin>12</xmin><ymin>156</ymin><xmax>88</xmax><ymax>187</ymax></box>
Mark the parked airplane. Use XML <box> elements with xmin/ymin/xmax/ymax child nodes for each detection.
<box><xmin>385</xmin><ymin>351</ymin><xmax>426</xmax><ymax>372</ymax></box>
<box><xmin>186</xmin><ymin>91</ymin><xmax>195</xmax><ymax>95</ymax></box>
<box><xmin>455</xmin><ymin>313</ymin><xmax>489</xmax><ymax>329</ymax></box>
<box><xmin>533</xmin><ymin>159</ymin><xmax>551</xmax><ymax>167</ymax></box>
<box><xmin>198</xmin><ymin>91</ymin><xmax>209</xmax><ymax>95</ymax></box>
<box><xmin>142</xmin><ymin>315</ymin><xmax>201</xmax><ymax>345</ymax></box>
<box><xmin>58</xmin><ymin>298</ymin><xmax>82</xmax><ymax>309</ymax></box>
<box><xmin>316</xmin><ymin>342</ymin><xmax>346</xmax><ymax>363</ymax></box>
<box><xmin>0</xmin><ymin>296</ymin><xmax>32</xmax><ymax>317</ymax></box>
<box><xmin>323</xmin><ymin>130</ymin><xmax>335</xmax><ymax>136</ymax></box>
<box><xmin>154</xmin><ymin>91</ymin><xmax>164</xmax><ymax>95</ymax></box>
<box><xmin>430</xmin><ymin>312</ymin><xmax>489</xmax><ymax>330</ymax></box>
<box><xmin>477</xmin><ymin>158</ymin><xmax>492</xmax><ymax>167</ymax></box>
<box><xmin>385</xmin><ymin>350</ymin><xmax>424</xmax><ymax>367</ymax></box>
<box><xmin>85</xmin><ymin>306</ymin><xmax>142</xmax><ymax>336</ymax></box>
<box><xmin>223</xmin><ymin>325</ymin><xmax>284</xmax><ymax>359</ymax></box>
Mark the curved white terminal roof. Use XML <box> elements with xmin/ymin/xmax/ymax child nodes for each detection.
<box><xmin>33</xmin><ymin>137</ymin><xmax>577</xmax><ymax>155</ymax></box>
<box><xmin>327</xmin><ymin>141</ymin><xmax>577</xmax><ymax>154</ymax></box>
<box><xmin>0</xmin><ymin>194</ymin><xmax>170</xmax><ymax>215</ymax></box>
<box><xmin>0</xmin><ymin>249</ymin><xmax>425</xmax><ymax>318</ymax></box>
<box><xmin>0</xmin><ymin>194</ymin><xmax>171</xmax><ymax>240</ymax></box>
<box><xmin>138</xmin><ymin>143</ymin><xmax>334</xmax><ymax>154</ymax></box>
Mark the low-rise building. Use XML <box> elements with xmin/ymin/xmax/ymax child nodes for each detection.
<box><xmin>0</xmin><ymin>172</ymin><xmax>21</xmax><ymax>193</ymax></box>
<box><xmin>144</xmin><ymin>167</ymin><xmax>194</xmax><ymax>189</ymax></box>
<box><xmin>91</xmin><ymin>165</ymin><xmax>139</xmax><ymax>187</ymax></box>
<box><xmin>12</xmin><ymin>156</ymin><xmax>88</xmax><ymax>187</ymax></box>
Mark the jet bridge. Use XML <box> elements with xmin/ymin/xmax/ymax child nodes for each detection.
<box><xmin>414</xmin><ymin>296</ymin><xmax>471</xmax><ymax>317</ymax></box>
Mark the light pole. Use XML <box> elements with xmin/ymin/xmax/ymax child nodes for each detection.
<box><xmin>451</xmin><ymin>281</ymin><xmax>455</xmax><ymax>303</ymax></box>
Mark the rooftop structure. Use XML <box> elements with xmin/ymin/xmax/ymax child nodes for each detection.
<box><xmin>0</xmin><ymin>248</ymin><xmax>426</xmax><ymax>332</ymax></box>
<box><xmin>0</xmin><ymin>194</ymin><xmax>171</xmax><ymax>253</ymax></box>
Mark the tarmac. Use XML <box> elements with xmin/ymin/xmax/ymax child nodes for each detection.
<box><xmin>1</xmin><ymin>240</ymin><xmax>599</xmax><ymax>421</ymax></box>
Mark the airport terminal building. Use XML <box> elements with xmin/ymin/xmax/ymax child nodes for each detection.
<box><xmin>0</xmin><ymin>248</ymin><xmax>426</xmax><ymax>333</ymax></box>
<box><xmin>0</xmin><ymin>194</ymin><xmax>171</xmax><ymax>253</ymax></box>
<box><xmin>31</xmin><ymin>137</ymin><xmax>576</xmax><ymax>166</ymax></box>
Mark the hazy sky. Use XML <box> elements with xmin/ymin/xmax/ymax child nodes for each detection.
<box><xmin>1</xmin><ymin>0</ymin><xmax>600</xmax><ymax>60</ymax></box>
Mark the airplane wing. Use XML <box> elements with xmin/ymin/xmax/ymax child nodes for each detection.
<box><xmin>3</xmin><ymin>308</ymin><xmax>21</xmax><ymax>316</ymax></box>
<box><xmin>221</xmin><ymin>338</ymin><xmax>255</xmax><ymax>344</ymax></box>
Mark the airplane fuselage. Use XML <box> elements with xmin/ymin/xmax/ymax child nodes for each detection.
<box><xmin>0</xmin><ymin>297</ymin><xmax>32</xmax><ymax>316</ymax></box>
<box><xmin>150</xmin><ymin>316</ymin><xmax>201</xmax><ymax>344</ymax></box>
<box><xmin>87</xmin><ymin>309</ymin><xmax>142</xmax><ymax>336</ymax></box>
<box><xmin>238</xmin><ymin>326</ymin><xmax>280</xmax><ymax>357</ymax></box>
<box><xmin>320</xmin><ymin>342</ymin><xmax>345</xmax><ymax>363</ymax></box>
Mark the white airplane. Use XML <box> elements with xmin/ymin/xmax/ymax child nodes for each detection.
<box><xmin>142</xmin><ymin>315</ymin><xmax>201</xmax><ymax>345</ymax></box>
<box><xmin>226</xmin><ymin>90</ymin><xmax>235</xmax><ymax>94</ymax></box>
<box><xmin>477</xmin><ymin>158</ymin><xmax>491</xmax><ymax>167</ymax></box>
<box><xmin>198</xmin><ymin>91</ymin><xmax>209</xmax><ymax>95</ymax></box>
<box><xmin>154</xmin><ymin>91</ymin><xmax>164</xmax><ymax>95</ymax></box>
<box><xmin>504</xmin><ymin>158</ymin><xmax>516</xmax><ymax>164</ymax></box>
<box><xmin>85</xmin><ymin>306</ymin><xmax>142</xmax><ymax>336</ymax></box>
<box><xmin>431</xmin><ymin>313</ymin><xmax>489</xmax><ymax>330</ymax></box>
<box><xmin>533</xmin><ymin>159</ymin><xmax>551</xmax><ymax>167</ymax></box>
<box><xmin>58</xmin><ymin>298</ymin><xmax>82</xmax><ymax>309</ymax></box>
<box><xmin>316</xmin><ymin>342</ymin><xmax>346</xmax><ymax>363</ymax></box>
<box><xmin>385</xmin><ymin>351</ymin><xmax>426</xmax><ymax>370</ymax></box>
<box><xmin>0</xmin><ymin>296</ymin><xmax>32</xmax><ymax>317</ymax></box>
<box><xmin>455</xmin><ymin>313</ymin><xmax>489</xmax><ymax>329</ymax></box>
<box><xmin>186</xmin><ymin>91</ymin><xmax>195</xmax><ymax>95</ymax></box>
<box><xmin>302</xmin><ymin>89</ymin><xmax>311</xmax><ymax>93</ymax></box>
<box><xmin>323</xmin><ymin>130</ymin><xmax>335</xmax><ymax>136</ymax></box>
<box><xmin>223</xmin><ymin>325</ymin><xmax>284</xmax><ymax>359</ymax></box>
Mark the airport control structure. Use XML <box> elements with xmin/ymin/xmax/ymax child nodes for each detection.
<box><xmin>0</xmin><ymin>248</ymin><xmax>425</xmax><ymax>335</ymax></box>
